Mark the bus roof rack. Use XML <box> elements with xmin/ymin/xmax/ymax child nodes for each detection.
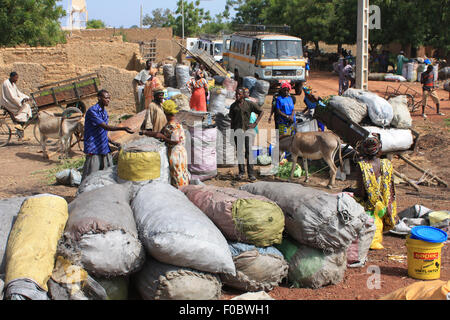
<box><xmin>234</xmin><ymin>24</ymin><xmax>291</xmax><ymax>35</ymax></box>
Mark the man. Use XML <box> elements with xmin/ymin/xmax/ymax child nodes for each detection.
<box><xmin>229</xmin><ymin>88</ymin><xmax>264</xmax><ymax>181</ymax></box>
<box><xmin>1</xmin><ymin>72</ymin><xmax>32</xmax><ymax>132</ymax></box>
<box><xmin>301</xmin><ymin>86</ymin><xmax>325</xmax><ymax>132</ymax></box>
<box><xmin>420</xmin><ymin>64</ymin><xmax>443</xmax><ymax>118</ymax></box>
<box><xmin>352</xmin><ymin>135</ymin><xmax>397</xmax><ymax>250</ymax></box>
<box><xmin>338</xmin><ymin>59</ymin><xmax>350</xmax><ymax>95</ymax></box>
<box><xmin>133</xmin><ymin>59</ymin><xmax>154</xmax><ymax>112</ymax></box>
<box><xmin>81</xmin><ymin>89</ymin><xmax>134</xmax><ymax>182</ymax></box>
<box><xmin>396</xmin><ymin>51</ymin><xmax>410</xmax><ymax>76</ymax></box>
<box><xmin>140</xmin><ymin>89</ymin><xmax>167</xmax><ymax>134</ymax></box>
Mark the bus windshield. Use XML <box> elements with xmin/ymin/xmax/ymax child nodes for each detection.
<box><xmin>214</xmin><ymin>43</ymin><xmax>223</xmax><ymax>55</ymax></box>
<box><xmin>261</xmin><ymin>40</ymin><xmax>303</xmax><ymax>59</ymax></box>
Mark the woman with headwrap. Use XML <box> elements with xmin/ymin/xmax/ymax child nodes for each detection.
<box><xmin>141</xmin><ymin>100</ymin><xmax>190</xmax><ymax>188</ymax></box>
<box><xmin>275</xmin><ymin>82</ymin><xmax>296</xmax><ymax>136</ymax></box>
<box><xmin>353</xmin><ymin>134</ymin><xmax>398</xmax><ymax>250</ymax></box>
<box><xmin>188</xmin><ymin>70</ymin><xmax>209</xmax><ymax>112</ymax></box>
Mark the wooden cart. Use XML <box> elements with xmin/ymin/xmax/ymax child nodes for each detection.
<box><xmin>30</xmin><ymin>73</ymin><xmax>101</xmax><ymax>114</ymax></box>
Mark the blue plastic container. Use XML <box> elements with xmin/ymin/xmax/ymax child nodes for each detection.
<box><xmin>410</xmin><ymin>226</ymin><xmax>448</xmax><ymax>243</ymax></box>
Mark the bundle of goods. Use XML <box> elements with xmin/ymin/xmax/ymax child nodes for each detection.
<box><xmin>346</xmin><ymin>214</ymin><xmax>376</xmax><ymax>267</ymax></box>
<box><xmin>117</xmin><ymin>137</ymin><xmax>171</xmax><ymax>190</ymax></box>
<box><xmin>403</xmin><ymin>62</ymin><xmax>418</xmax><ymax>82</ymax></box>
<box><xmin>3</xmin><ymin>195</ymin><xmax>69</xmax><ymax>300</ymax></box>
<box><xmin>213</xmin><ymin>75</ymin><xmax>226</xmax><ymax>86</ymax></box>
<box><xmin>368</xmin><ymin>73</ymin><xmax>386</xmax><ymax>81</ymax></box>
<box><xmin>55</xmin><ymin>169</ymin><xmax>82</xmax><ymax>187</ymax></box>
<box><xmin>438</xmin><ymin>66</ymin><xmax>450</xmax><ymax>81</ymax></box>
<box><xmin>384</xmin><ymin>74</ymin><xmax>407</xmax><ymax>82</ymax></box>
<box><xmin>163</xmin><ymin>64</ymin><xmax>177</xmax><ymax>88</ymax></box>
<box><xmin>240</xmin><ymin>182</ymin><xmax>370</xmax><ymax>253</ymax></box>
<box><xmin>187</xmin><ymin>124</ymin><xmax>218</xmax><ymax>181</ymax></box>
<box><xmin>58</xmin><ymin>184</ymin><xmax>145</xmax><ymax>278</ymax></box>
<box><xmin>388</xmin><ymin>95</ymin><xmax>412</xmax><ymax>129</ymax></box>
<box><xmin>250</xmin><ymin>80</ymin><xmax>270</xmax><ymax>106</ymax></box>
<box><xmin>134</xmin><ymin>256</ymin><xmax>222</xmax><ymax>300</ymax></box>
<box><xmin>276</xmin><ymin>237</ymin><xmax>347</xmax><ymax>289</ymax></box>
<box><xmin>343</xmin><ymin>88</ymin><xmax>393</xmax><ymax>127</ymax></box>
<box><xmin>220</xmin><ymin>242</ymin><xmax>288</xmax><ymax>292</ymax></box>
<box><xmin>444</xmin><ymin>80</ymin><xmax>450</xmax><ymax>92</ymax></box>
<box><xmin>223</xmin><ymin>77</ymin><xmax>238</xmax><ymax>99</ymax></box>
<box><xmin>276</xmin><ymin>159</ymin><xmax>302</xmax><ymax>179</ymax></box>
<box><xmin>243</xmin><ymin>76</ymin><xmax>257</xmax><ymax>92</ymax></box>
<box><xmin>328</xmin><ymin>95</ymin><xmax>368</xmax><ymax>124</ymax></box>
<box><xmin>170</xmin><ymin>93</ymin><xmax>190</xmax><ymax>111</ymax></box>
<box><xmin>175</xmin><ymin>64</ymin><xmax>191</xmax><ymax>90</ymax></box>
<box><xmin>166</xmin><ymin>87</ymin><xmax>181</xmax><ymax>99</ymax></box>
<box><xmin>209</xmin><ymin>87</ymin><xmax>229</xmax><ymax>115</ymax></box>
<box><xmin>215</xmin><ymin>112</ymin><xmax>236</xmax><ymax>166</ymax></box>
<box><xmin>131</xmin><ymin>182</ymin><xmax>236</xmax><ymax>275</ymax></box>
<box><xmin>363</xmin><ymin>126</ymin><xmax>414</xmax><ymax>153</ymax></box>
<box><xmin>181</xmin><ymin>185</ymin><xmax>285</xmax><ymax>247</ymax></box>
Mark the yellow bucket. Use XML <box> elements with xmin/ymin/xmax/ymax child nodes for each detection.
<box><xmin>406</xmin><ymin>236</ymin><xmax>444</xmax><ymax>280</ymax></box>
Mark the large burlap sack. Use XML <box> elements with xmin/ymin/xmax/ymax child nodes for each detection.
<box><xmin>117</xmin><ymin>137</ymin><xmax>171</xmax><ymax>192</ymax></box>
<box><xmin>343</xmin><ymin>88</ymin><xmax>393</xmax><ymax>127</ymax></box>
<box><xmin>176</xmin><ymin>64</ymin><xmax>191</xmax><ymax>89</ymax></box>
<box><xmin>163</xmin><ymin>64</ymin><xmax>177</xmax><ymax>87</ymax></box>
<box><xmin>4</xmin><ymin>195</ymin><xmax>68</xmax><ymax>300</ymax></box>
<box><xmin>223</xmin><ymin>77</ymin><xmax>238</xmax><ymax>99</ymax></box>
<box><xmin>329</xmin><ymin>95</ymin><xmax>368</xmax><ymax>124</ymax></box>
<box><xmin>240</xmin><ymin>182</ymin><xmax>367</xmax><ymax>253</ymax></box>
<box><xmin>388</xmin><ymin>95</ymin><xmax>412</xmax><ymax>129</ymax></box>
<box><xmin>181</xmin><ymin>185</ymin><xmax>285</xmax><ymax>247</ymax></box>
<box><xmin>221</xmin><ymin>242</ymin><xmax>288</xmax><ymax>292</ymax></box>
<box><xmin>346</xmin><ymin>214</ymin><xmax>376</xmax><ymax>267</ymax></box>
<box><xmin>209</xmin><ymin>87</ymin><xmax>228</xmax><ymax>114</ymax></box>
<box><xmin>0</xmin><ymin>197</ymin><xmax>27</xmax><ymax>275</ymax></box>
<box><xmin>188</xmin><ymin>126</ymin><xmax>218</xmax><ymax>181</ymax></box>
<box><xmin>363</xmin><ymin>126</ymin><xmax>414</xmax><ymax>153</ymax></box>
<box><xmin>60</xmin><ymin>184</ymin><xmax>145</xmax><ymax>277</ymax></box>
<box><xmin>250</xmin><ymin>80</ymin><xmax>270</xmax><ymax>106</ymax></box>
<box><xmin>134</xmin><ymin>256</ymin><xmax>222</xmax><ymax>300</ymax></box>
<box><xmin>443</xmin><ymin>80</ymin><xmax>449</xmax><ymax>92</ymax></box>
<box><xmin>76</xmin><ymin>166</ymin><xmax>118</xmax><ymax>196</ymax></box>
<box><xmin>243</xmin><ymin>76</ymin><xmax>257</xmax><ymax>92</ymax></box>
<box><xmin>276</xmin><ymin>237</ymin><xmax>347</xmax><ymax>289</ymax></box>
<box><xmin>131</xmin><ymin>182</ymin><xmax>236</xmax><ymax>275</ymax></box>
<box><xmin>439</xmin><ymin>67</ymin><xmax>450</xmax><ymax>81</ymax></box>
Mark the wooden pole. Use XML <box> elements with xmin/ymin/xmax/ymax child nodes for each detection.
<box><xmin>393</xmin><ymin>169</ymin><xmax>420</xmax><ymax>191</ymax></box>
<box><xmin>398</xmin><ymin>154</ymin><xmax>448</xmax><ymax>187</ymax></box>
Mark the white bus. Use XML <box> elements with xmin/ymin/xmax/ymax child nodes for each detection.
<box><xmin>186</xmin><ymin>37</ymin><xmax>224</xmax><ymax>63</ymax></box>
<box><xmin>222</xmin><ymin>32</ymin><xmax>307</xmax><ymax>94</ymax></box>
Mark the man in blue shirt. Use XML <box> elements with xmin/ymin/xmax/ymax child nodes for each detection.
<box><xmin>81</xmin><ymin>89</ymin><xmax>134</xmax><ymax>182</ymax></box>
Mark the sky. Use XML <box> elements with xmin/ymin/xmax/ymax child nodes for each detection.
<box><xmin>58</xmin><ymin>0</ymin><xmax>232</xmax><ymax>28</ymax></box>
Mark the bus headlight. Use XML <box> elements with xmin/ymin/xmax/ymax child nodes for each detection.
<box><xmin>296</xmin><ymin>69</ymin><xmax>304</xmax><ymax>76</ymax></box>
<box><xmin>264</xmin><ymin>70</ymin><xmax>272</xmax><ymax>77</ymax></box>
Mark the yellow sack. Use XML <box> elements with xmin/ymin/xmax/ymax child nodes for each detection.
<box><xmin>5</xmin><ymin>195</ymin><xmax>68</xmax><ymax>291</ymax></box>
<box><xmin>380</xmin><ymin>280</ymin><xmax>450</xmax><ymax>300</ymax></box>
<box><xmin>117</xmin><ymin>149</ymin><xmax>161</xmax><ymax>182</ymax></box>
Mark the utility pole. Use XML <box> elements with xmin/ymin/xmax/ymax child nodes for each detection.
<box><xmin>140</xmin><ymin>4</ymin><xmax>143</xmax><ymax>29</ymax></box>
<box><xmin>356</xmin><ymin>0</ymin><xmax>369</xmax><ymax>91</ymax></box>
<box><xmin>182</xmin><ymin>0</ymin><xmax>185</xmax><ymax>40</ymax></box>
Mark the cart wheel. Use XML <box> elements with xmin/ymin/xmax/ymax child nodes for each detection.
<box><xmin>62</xmin><ymin>106</ymin><xmax>83</xmax><ymax>119</ymax></box>
<box><xmin>0</xmin><ymin>121</ymin><xmax>12</xmax><ymax>147</ymax></box>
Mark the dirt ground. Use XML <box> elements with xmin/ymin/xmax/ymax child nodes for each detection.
<box><xmin>1</xmin><ymin>71</ymin><xmax>448</xmax><ymax>300</ymax></box>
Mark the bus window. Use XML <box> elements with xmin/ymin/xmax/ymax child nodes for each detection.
<box><xmin>214</xmin><ymin>43</ymin><xmax>223</xmax><ymax>55</ymax></box>
<box><xmin>205</xmin><ymin>44</ymin><xmax>208</xmax><ymax>52</ymax></box>
<box><xmin>198</xmin><ymin>41</ymin><xmax>202</xmax><ymax>49</ymax></box>
<box><xmin>225</xmin><ymin>40</ymin><xmax>230</xmax><ymax>51</ymax></box>
<box><xmin>240</xmin><ymin>43</ymin><xmax>244</xmax><ymax>54</ymax></box>
<box><xmin>261</xmin><ymin>40</ymin><xmax>277</xmax><ymax>59</ymax></box>
<box><xmin>210</xmin><ymin>44</ymin><xmax>213</xmax><ymax>56</ymax></box>
<box><xmin>261</xmin><ymin>40</ymin><xmax>303</xmax><ymax>59</ymax></box>
<box><xmin>246</xmin><ymin>44</ymin><xmax>250</xmax><ymax>56</ymax></box>
<box><xmin>251</xmin><ymin>40</ymin><xmax>257</xmax><ymax>56</ymax></box>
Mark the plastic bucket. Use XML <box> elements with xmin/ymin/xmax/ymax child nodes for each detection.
<box><xmin>406</xmin><ymin>236</ymin><xmax>444</xmax><ymax>280</ymax></box>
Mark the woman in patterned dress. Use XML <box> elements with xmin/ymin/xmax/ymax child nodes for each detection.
<box><xmin>188</xmin><ymin>70</ymin><xmax>209</xmax><ymax>112</ymax></box>
<box><xmin>142</xmin><ymin>100</ymin><xmax>190</xmax><ymax>188</ymax></box>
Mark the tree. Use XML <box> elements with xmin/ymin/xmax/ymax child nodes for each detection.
<box><xmin>86</xmin><ymin>19</ymin><xmax>106</xmax><ymax>29</ymax></box>
<box><xmin>142</xmin><ymin>8</ymin><xmax>171</xmax><ymax>28</ymax></box>
<box><xmin>165</xmin><ymin>0</ymin><xmax>212</xmax><ymax>37</ymax></box>
<box><xmin>0</xmin><ymin>0</ymin><xmax>66</xmax><ymax>47</ymax></box>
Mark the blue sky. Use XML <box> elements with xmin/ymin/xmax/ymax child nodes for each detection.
<box><xmin>58</xmin><ymin>0</ymin><xmax>231</xmax><ymax>28</ymax></box>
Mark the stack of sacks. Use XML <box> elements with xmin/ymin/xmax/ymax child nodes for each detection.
<box><xmin>220</xmin><ymin>242</ymin><xmax>288</xmax><ymax>292</ymax></box>
<box><xmin>388</xmin><ymin>95</ymin><xmax>412</xmax><ymax>129</ymax></box>
<box><xmin>343</xmin><ymin>88</ymin><xmax>393</xmax><ymax>127</ymax></box>
<box><xmin>181</xmin><ymin>185</ymin><xmax>285</xmax><ymax>247</ymax></box>
<box><xmin>131</xmin><ymin>182</ymin><xmax>235</xmax><ymax>300</ymax></box>
<box><xmin>4</xmin><ymin>195</ymin><xmax>69</xmax><ymax>300</ymax></box>
<box><xmin>240</xmin><ymin>182</ymin><xmax>375</xmax><ymax>288</ymax></box>
<box><xmin>56</xmin><ymin>183</ymin><xmax>145</xmax><ymax>300</ymax></box>
<box><xmin>117</xmin><ymin>137</ymin><xmax>171</xmax><ymax>195</ymax></box>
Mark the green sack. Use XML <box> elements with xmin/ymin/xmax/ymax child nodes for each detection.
<box><xmin>232</xmin><ymin>198</ymin><xmax>285</xmax><ymax>247</ymax></box>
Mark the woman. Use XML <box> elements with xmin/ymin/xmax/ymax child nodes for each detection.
<box><xmin>143</xmin><ymin>70</ymin><xmax>162</xmax><ymax>109</ymax></box>
<box><xmin>142</xmin><ymin>100</ymin><xmax>190</xmax><ymax>188</ymax></box>
<box><xmin>352</xmin><ymin>135</ymin><xmax>398</xmax><ymax>250</ymax></box>
<box><xmin>188</xmin><ymin>70</ymin><xmax>209</xmax><ymax>112</ymax></box>
<box><xmin>275</xmin><ymin>82</ymin><xmax>296</xmax><ymax>136</ymax></box>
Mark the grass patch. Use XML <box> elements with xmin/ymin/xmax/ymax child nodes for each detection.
<box><xmin>444</xmin><ymin>118</ymin><xmax>450</xmax><ymax>127</ymax></box>
<box><xmin>31</xmin><ymin>157</ymin><xmax>85</xmax><ymax>185</ymax></box>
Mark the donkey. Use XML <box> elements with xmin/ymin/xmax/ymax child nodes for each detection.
<box><xmin>278</xmin><ymin>131</ymin><xmax>343</xmax><ymax>188</ymax></box>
